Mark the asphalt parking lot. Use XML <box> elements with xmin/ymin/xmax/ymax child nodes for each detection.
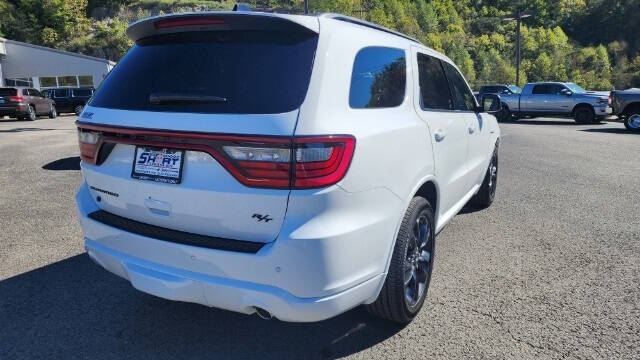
<box><xmin>0</xmin><ymin>115</ymin><xmax>638</xmax><ymax>359</ymax></box>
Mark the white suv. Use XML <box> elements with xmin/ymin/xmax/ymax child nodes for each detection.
<box><xmin>76</xmin><ymin>11</ymin><xmax>501</xmax><ymax>323</ymax></box>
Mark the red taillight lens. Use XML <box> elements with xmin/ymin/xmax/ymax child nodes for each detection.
<box><xmin>8</xmin><ymin>96</ymin><xmax>24</xmax><ymax>103</ymax></box>
<box><xmin>77</xmin><ymin>130</ymin><xmax>102</xmax><ymax>164</ymax></box>
<box><xmin>293</xmin><ymin>137</ymin><xmax>355</xmax><ymax>188</ymax></box>
<box><xmin>75</xmin><ymin>123</ymin><xmax>355</xmax><ymax>189</ymax></box>
<box><xmin>218</xmin><ymin>136</ymin><xmax>355</xmax><ymax>189</ymax></box>
<box><xmin>155</xmin><ymin>17</ymin><xmax>226</xmax><ymax>29</ymax></box>
<box><xmin>609</xmin><ymin>95</ymin><xmax>613</xmax><ymax>106</ymax></box>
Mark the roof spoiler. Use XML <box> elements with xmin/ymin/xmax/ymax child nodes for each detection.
<box><xmin>126</xmin><ymin>12</ymin><xmax>319</xmax><ymax>42</ymax></box>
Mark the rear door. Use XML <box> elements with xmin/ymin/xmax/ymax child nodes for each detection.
<box><xmin>80</xmin><ymin>23</ymin><xmax>319</xmax><ymax>243</ymax></box>
<box><xmin>412</xmin><ymin>49</ymin><xmax>470</xmax><ymax>216</ymax></box>
<box><xmin>53</xmin><ymin>89</ymin><xmax>70</xmax><ymax>111</ymax></box>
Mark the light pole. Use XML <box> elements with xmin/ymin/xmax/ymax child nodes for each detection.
<box><xmin>502</xmin><ymin>11</ymin><xmax>532</xmax><ymax>87</ymax></box>
<box><xmin>304</xmin><ymin>0</ymin><xmax>309</xmax><ymax>14</ymax></box>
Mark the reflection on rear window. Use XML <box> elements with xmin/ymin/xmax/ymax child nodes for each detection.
<box><xmin>0</xmin><ymin>88</ymin><xmax>17</xmax><ymax>96</ymax></box>
<box><xmin>90</xmin><ymin>30</ymin><xmax>319</xmax><ymax>114</ymax></box>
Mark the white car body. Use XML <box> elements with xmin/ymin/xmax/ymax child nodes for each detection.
<box><xmin>76</xmin><ymin>12</ymin><xmax>500</xmax><ymax>322</ymax></box>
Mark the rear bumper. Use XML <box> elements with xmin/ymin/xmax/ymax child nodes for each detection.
<box><xmin>77</xmin><ymin>180</ymin><xmax>402</xmax><ymax>322</ymax></box>
<box><xmin>0</xmin><ymin>104</ymin><xmax>27</xmax><ymax>116</ymax></box>
<box><xmin>85</xmin><ymin>239</ymin><xmax>382</xmax><ymax>322</ymax></box>
<box><xmin>596</xmin><ymin>106</ymin><xmax>613</xmax><ymax>116</ymax></box>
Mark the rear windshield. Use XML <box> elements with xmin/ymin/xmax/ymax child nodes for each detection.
<box><xmin>0</xmin><ymin>88</ymin><xmax>17</xmax><ymax>96</ymax></box>
<box><xmin>90</xmin><ymin>31</ymin><xmax>319</xmax><ymax>114</ymax></box>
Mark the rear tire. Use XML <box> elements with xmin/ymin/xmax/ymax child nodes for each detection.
<box><xmin>497</xmin><ymin>104</ymin><xmax>511</xmax><ymax>122</ymax></box>
<box><xmin>366</xmin><ymin>197</ymin><xmax>435</xmax><ymax>323</ymax></box>
<box><xmin>472</xmin><ymin>146</ymin><xmax>498</xmax><ymax>208</ymax></box>
<box><xmin>27</xmin><ymin>105</ymin><xmax>36</xmax><ymax>121</ymax></box>
<box><xmin>573</xmin><ymin>106</ymin><xmax>594</xmax><ymax>124</ymax></box>
<box><xmin>48</xmin><ymin>105</ymin><xmax>57</xmax><ymax>119</ymax></box>
<box><xmin>624</xmin><ymin>113</ymin><xmax>640</xmax><ymax>132</ymax></box>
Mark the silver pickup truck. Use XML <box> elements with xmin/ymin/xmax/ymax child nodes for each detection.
<box><xmin>610</xmin><ymin>88</ymin><xmax>640</xmax><ymax>131</ymax></box>
<box><xmin>499</xmin><ymin>82</ymin><xmax>612</xmax><ymax>123</ymax></box>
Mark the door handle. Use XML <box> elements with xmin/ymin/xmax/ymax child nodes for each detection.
<box><xmin>434</xmin><ymin>130</ymin><xmax>446</xmax><ymax>142</ymax></box>
<box><xmin>468</xmin><ymin>126</ymin><xmax>475</xmax><ymax>134</ymax></box>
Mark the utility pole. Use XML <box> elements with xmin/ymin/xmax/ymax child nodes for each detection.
<box><xmin>304</xmin><ymin>0</ymin><xmax>309</xmax><ymax>14</ymax></box>
<box><xmin>502</xmin><ymin>10</ymin><xmax>532</xmax><ymax>87</ymax></box>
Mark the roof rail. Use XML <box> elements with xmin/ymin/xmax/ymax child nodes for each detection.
<box><xmin>320</xmin><ymin>13</ymin><xmax>422</xmax><ymax>45</ymax></box>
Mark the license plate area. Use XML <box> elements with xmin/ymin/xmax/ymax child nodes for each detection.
<box><xmin>132</xmin><ymin>146</ymin><xmax>184</xmax><ymax>184</ymax></box>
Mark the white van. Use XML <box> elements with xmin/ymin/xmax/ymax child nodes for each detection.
<box><xmin>76</xmin><ymin>11</ymin><xmax>501</xmax><ymax>323</ymax></box>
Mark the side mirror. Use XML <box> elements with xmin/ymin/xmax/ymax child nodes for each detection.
<box><xmin>481</xmin><ymin>94</ymin><xmax>501</xmax><ymax>113</ymax></box>
<box><xmin>561</xmin><ymin>89</ymin><xmax>573</xmax><ymax>97</ymax></box>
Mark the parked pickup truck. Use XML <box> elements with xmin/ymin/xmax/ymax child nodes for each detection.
<box><xmin>499</xmin><ymin>82</ymin><xmax>612</xmax><ymax>123</ymax></box>
<box><xmin>610</xmin><ymin>88</ymin><xmax>640</xmax><ymax>132</ymax></box>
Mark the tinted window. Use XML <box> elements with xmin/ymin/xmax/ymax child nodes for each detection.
<box><xmin>30</xmin><ymin>89</ymin><xmax>42</xmax><ymax>97</ymax></box>
<box><xmin>349</xmin><ymin>47</ymin><xmax>406</xmax><ymax>109</ymax></box>
<box><xmin>442</xmin><ymin>62</ymin><xmax>476</xmax><ymax>111</ymax></box>
<box><xmin>548</xmin><ymin>84</ymin><xmax>566</xmax><ymax>95</ymax></box>
<box><xmin>53</xmin><ymin>89</ymin><xmax>69</xmax><ymax>98</ymax></box>
<box><xmin>0</xmin><ymin>88</ymin><xmax>17</xmax><ymax>96</ymax></box>
<box><xmin>73</xmin><ymin>89</ymin><xmax>93</xmax><ymax>97</ymax></box>
<box><xmin>481</xmin><ymin>86</ymin><xmax>503</xmax><ymax>94</ymax></box>
<box><xmin>532</xmin><ymin>85</ymin><xmax>549</xmax><ymax>94</ymax></box>
<box><xmin>417</xmin><ymin>53</ymin><xmax>452</xmax><ymax>110</ymax></box>
<box><xmin>91</xmin><ymin>31</ymin><xmax>319</xmax><ymax>114</ymax></box>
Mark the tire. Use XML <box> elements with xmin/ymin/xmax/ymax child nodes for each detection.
<box><xmin>366</xmin><ymin>197</ymin><xmax>435</xmax><ymax>323</ymax></box>
<box><xmin>48</xmin><ymin>105</ymin><xmax>57</xmax><ymax>119</ymax></box>
<box><xmin>473</xmin><ymin>146</ymin><xmax>499</xmax><ymax>208</ymax></box>
<box><xmin>497</xmin><ymin>104</ymin><xmax>511</xmax><ymax>122</ymax></box>
<box><xmin>624</xmin><ymin>113</ymin><xmax>640</xmax><ymax>132</ymax></box>
<box><xmin>573</xmin><ymin>106</ymin><xmax>594</xmax><ymax>124</ymax></box>
<box><xmin>27</xmin><ymin>105</ymin><xmax>36</xmax><ymax>121</ymax></box>
<box><xmin>74</xmin><ymin>105</ymin><xmax>84</xmax><ymax>116</ymax></box>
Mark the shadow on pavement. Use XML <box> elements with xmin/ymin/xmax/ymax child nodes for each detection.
<box><xmin>0</xmin><ymin>127</ymin><xmax>57</xmax><ymax>133</ymax></box>
<box><xmin>0</xmin><ymin>254</ymin><xmax>404</xmax><ymax>359</ymax></box>
<box><xmin>42</xmin><ymin>156</ymin><xmax>81</xmax><ymax>171</ymax></box>
<box><xmin>581</xmin><ymin>128</ymin><xmax>638</xmax><ymax>134</ymax></box>
<box><xmin>507</xmin><ymin>119</ymin><xmax>585</xmax><ymax>126</ymax></box>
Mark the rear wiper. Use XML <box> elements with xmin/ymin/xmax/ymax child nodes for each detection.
<box><xmin>149</xmin><ymin>93</ymin><xmax>227</xmax><ymax>105</ymax></box>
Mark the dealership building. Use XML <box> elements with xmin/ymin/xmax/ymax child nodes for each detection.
<box><xmin>0</xmin><ymin>37</ymin><xmax>115</xmax><ymax>90</ymax></box>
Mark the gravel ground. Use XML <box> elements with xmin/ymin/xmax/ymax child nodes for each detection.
<box><xmin>0</xmin><ymin>116</ymin><xmax>638</xmax><ymax>359</ymax></box>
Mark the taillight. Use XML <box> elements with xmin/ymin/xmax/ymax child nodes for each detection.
<box><xmin>221</xmin><ymin>136</ymin><xmax>355</xmax><ymax>189</ymax></box>
<box><xmin>77</xmin><ymin>130</ymin><xmax>102</xmax><ymax>164</ymax></box>
<box><xmin>294</xmin><ymin>137</ymin><xmax>355</xmax><ymax>188</ymax></box>
<box><xmin>155</xmin><ymin>17</ymin><xmax>226</xmax><ymax>29</ymax></box>
<box><xmin>75</xmin><ymin>123</ymin><xmax>355</xmax><ymax>189</ymax></box>
<box><xmin>8</xmin><ymin>96</ymin><xmax>24</xmax><ymax>103</ymax></box>
<box><xmin>609</xmin><ymin>95</ymin><xmax>613</xmax><ymax>106</ymax></box>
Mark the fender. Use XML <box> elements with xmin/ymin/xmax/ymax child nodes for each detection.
<box><xmin>364</xmin><ymin>174</ymin><xmax>441</xmax><ymax>304</ymax></box>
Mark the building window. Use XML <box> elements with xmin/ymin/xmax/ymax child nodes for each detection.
<box><xmin>58</xmin><ymin>76</ymin><xmax>78</xmax><ymax>87</ymax></box>
<box><xmin>5</xmin><ymin>78</ymin><xmax>33</xmax><ymax>87</ymax></box>
<box><xmin>40</xmin><ymin>77</ymin><xmax>58</xmax><ymax>88</ymax></box>
<box><xmin>78</xmin><ymin>75</ymin><xmax>94</xmax><ymax>87</ymax></box>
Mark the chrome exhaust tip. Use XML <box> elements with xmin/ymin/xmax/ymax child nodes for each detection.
<box><xmin>253</xmin><ymin>307</ymin><xmax>272</xmax><ymax>320</ymax></box>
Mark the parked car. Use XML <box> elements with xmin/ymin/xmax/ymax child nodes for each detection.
<box><xmin>75</xmin><ymin>11</ymin><xmax>501</xmax><ymax>323</ymax></box>
<box><xmin>610</xmin><ymin>88</ymin><xmax>640</xmax><ymax>132</ymax></box>
<box><xmin>0</xmin><ymin>87</ymin><xmax>57</xmax><ymax>121</ymax></box>
<box><xmin>499</xmin><ymin>82</ymin><xmax>612</xmax><ymax>123</ymax></box>
<box><xmin>42</xmin><ymin>87</ymin><xmax>94</xmax><ymax>115</ymax></box>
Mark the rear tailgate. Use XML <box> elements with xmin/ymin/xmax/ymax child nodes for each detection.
<box><xmin>79</xmin><ymin>14</ymin><xmax>319</xmax><ymax>243</ymax></box>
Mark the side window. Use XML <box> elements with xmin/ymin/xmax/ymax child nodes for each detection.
<box><xmin>31</xmin><ymin>89</ymin><xmax>42</xmax><ymax>97</ymax></box>
<box><xmin>532</xmin><ymin>85</ymin><xmax>549</xmax><ymax>95</ymax></box>
<box><xmin>442</xmin><ymin>62</ymin><xmax>476</xmax><ymax>111</ymax></box>
<box><xmin>417</xmin><ymin>53</ymin><xmax>452</xmax><ymax>110</ymax></box>
<box><xmin>549</xmin><ymin>84</ymin><xmax>565</xmax><ymax>95</ymax></box>
<box><xmin>54</xmin><ymin>89</ymin><xmax>68</xmax><ymax>98</ymax></box>
<box><xmin>349</xmin><ymin>47</ymin><xmax>406</xmax><ymax>109</ymax></box>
